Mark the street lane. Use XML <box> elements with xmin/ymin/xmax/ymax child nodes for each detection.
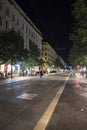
<box><xmin>0</xmin><ymin>72</ymin><xmax>68</xmax><ymax>130</ymax></box>
<box><xmin>33</xmin><ymin>76</ymin><xmax>69</xmax><ymax>130</ymax></box>
<box><xmin>46</xmin><ymin>73</ymin><xmax>87</xmax><ymax>130</ymax></box>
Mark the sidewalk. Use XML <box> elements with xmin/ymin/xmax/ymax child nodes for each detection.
<box><xmin>0</xmin><ymin>76</ymin><xmax>36</xmax><ymax>85</ymax></box>
<box><xmin>0</xmin><ymin>73</ymin><xmax>50</xmax><ymax>85</ymax></box>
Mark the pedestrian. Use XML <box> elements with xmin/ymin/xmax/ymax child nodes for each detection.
<box><xmin>40</xmin><ymin>70</ymin><xmax>43</xmax><ymax>78</ymax></box>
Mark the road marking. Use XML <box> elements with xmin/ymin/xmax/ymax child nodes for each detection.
<box><xmin>33</xmin><ymin>76</ymin><xmax>69</xmax><ymax>130</ymax></box>
<box><xmin>17</xmin><ymin>93</ymin><xmax>37</xmax><ymax>100</ymax></box>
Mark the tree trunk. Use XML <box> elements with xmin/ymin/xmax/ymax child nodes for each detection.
<box><xmin>11</xmin><ymin>61</ymin><xmax>13</xmax><ymax>78</ymax></box>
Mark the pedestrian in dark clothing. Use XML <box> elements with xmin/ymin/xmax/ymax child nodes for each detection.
<box><xmin>40</xmin><ymin>70</ymin><xmax>43</xmax><ymax>78</ymax></box>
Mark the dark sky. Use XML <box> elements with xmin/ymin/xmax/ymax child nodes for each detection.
<box><xmin>15</xmin><ymin>0</ymin><xmax>74</xmax><ymax>63</ymax></box>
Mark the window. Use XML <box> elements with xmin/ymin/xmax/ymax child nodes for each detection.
<box><xmin>45</xmin><ymin>57</ymin><xmax>48</xmax><ymax>61</ymax></box>
<box><xmin>0</xmin><ymin>16</ymin><xmax>2</xmax><ymax>25</ymax></box>
<box><xmin>34</xmin><ymin>33</ymin><xmax>35</xmax><ymax>39</ymax></box>
<box><xmin>12</xmin><ymin>14</ymin><xmax>15</xmax><ymax>22</ymax></box>
<box><xmin>45</xmin><ymin>52</ymin><xmax>47</xmax><ymax>56</ymax></box>
<box><xmin>17</xmin><ymin>18</ymin><xmax>19</xmax><ymax>25</ymax></box>
<box><xmin>31</xmin><ymin>32</ymin><xmax>33</xmax><ymax>37</ymax></box>
<box><xmin>26</xmin><ymin>26</ymin><xmax>28</xmax><ymax>33</ymax></box>
<box><xmin>28</xmin><ymin>28</ymin><xmax>30</xmax><ymax>35</ymax></box>
<box><xmin>0</xmin><ymin>2</ymin><xmax>2</xmax><ymax>10</ymax></box>
<box><xmin>45</xmin><ymin>47</ymin><xmax>47</xmax><ymax>50</ymax></box>
<box><xmin>6</xmin><ymin>7</ymin><xmax>9</xmax><ymax>16</ymax></box>
<box><xmin>6</xmin><ymin>21</ymin><xmax>9</xmax><ymax>29</ymax></box>
<box><xmin>22</xmin><ymin>23</ymin><xmax>24</xmax><ymax>30</ymax></box>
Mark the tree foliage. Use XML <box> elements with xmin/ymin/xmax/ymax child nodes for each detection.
<box><xmin>69</xmin><ymin>44</ymin><xmax>82</xmax><ymax>65</ymax></box>
<box><xmin>25</xmin><ymin>39</ymin><xmax>40</xmax><ymax>68</ymax></box>
<box><xmin>0</xmin><ymin>29</ymin><xmax>29</xmax><ymax>64</ymax></box>
<box><xmin>29</xmin><ymin>39</ymin><xmax>40</xmax><ymax>58</ymax></box>
<box><xmin>69</xmin><ymin>0</ymin><xmax>87</xmax><ymax>66</ymax></box>
<box><xmin>54</xmin><ymin>57</ymin><xmax>64</xmax><ymax>69</ymax></box>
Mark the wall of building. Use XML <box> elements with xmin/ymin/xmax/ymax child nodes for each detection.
<box><xmin>42</xmin><ymin>42</ymin><xmax>58</xmax><ymax>64</ymax></box>
<box><xmin>0</xmin><ymin>0</ymin><xmax>43</xmax><ymax>75</ymax></box>
<box><xmin>0</xmin><ymin>0</ymin><xmax>43</xmax><ymax>50</ymax></box>
<box><xmin>41</xmin><ymin>42</ymin><xmax>59</xmax><ymax>71</ymax></box>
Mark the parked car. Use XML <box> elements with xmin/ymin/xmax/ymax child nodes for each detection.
<box><xmin>31</xmin><ymin>70</ymin><xmax>36</xmax><ymax>76</ymax></box>
<box><xmin>50</xmin><ymin>70</ymin><xmax>57</xmax><ymax>73</ymax></box>
<box><xmin>35</xmin><ymin>71</ymin><xmax>40</xmax><ymax>76</ymax></box>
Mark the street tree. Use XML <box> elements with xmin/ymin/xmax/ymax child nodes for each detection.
<box><xmin>54</xmin><ymin>57</ymin><xmax>64</xmax><ymax>69</ymax></box>
<box><xmin>69</xmin><ymin>44</ymin><xmax>82</xmax><ymax>66</ymax></box>
<box><xmin>25</xmin><ymin>39</ymin><xmax>40</xmax><ymax>70</ymax></box>
<box><xmin>69</xmin><ymin>0</ymin><xmax>87</xmax><ymax>66</ymax></box>
<box><xmin>0</xmin><ymin>29</ymin><xmax>29</xmax><ymax>77</ymax></box>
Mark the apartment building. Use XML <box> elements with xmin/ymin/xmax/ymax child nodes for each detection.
<box><xmin>41</xmin><ymin>42</ymin><xmax>59</xmax><ymax>72</ymax></box>
<box><xmin>0</xmin><ymin>0</ymin><xmax>42</xmax><ymax>50</ymax></box>
<box><xmin>0</xmin><ymin>0</ymin><xmax>43</xmax><ymax>74</ymax></box>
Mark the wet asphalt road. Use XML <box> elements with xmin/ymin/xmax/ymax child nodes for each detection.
<box><xmin>0</xmin><ymin>72</ymin><xmax>87</xmax><ymax>130</ymax></box>
<box><xmin>47</xmin><ymin>74</ymin><xmax>87</xmax><ymax>130</ymax></box>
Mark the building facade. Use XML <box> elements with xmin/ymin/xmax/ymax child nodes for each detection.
<box><xmin>0</xmin><ymin>0</ymin><xmax>42</xmax><ymax>50</ymax></box>
<box><xmin>0</xmin><ymin>0</ymin><xmax>43</xmax><ymax>75</ymax></box>
<box><xmin>41</xmin><ymin>42</ymin><xmax>59</xmax><ymax>72</ymax></box>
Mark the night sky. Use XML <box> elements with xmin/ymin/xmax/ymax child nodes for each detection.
<box><xmin>15</xmin><ymin>0</ymin><xmax>74</xmax><ymax>63</ymax></box>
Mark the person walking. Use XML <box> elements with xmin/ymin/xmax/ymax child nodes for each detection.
<box><xmin>40</xmin><ymin>70</ymin><xmax>43</xmax><ymax>78</ymax></box>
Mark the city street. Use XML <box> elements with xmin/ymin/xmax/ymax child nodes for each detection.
<box><xmin>0</xmin><ymin>72</ymin><xmax>87</xmax><ymax>130</ymax></box>
<box><xmin>0</xmin><ymin>1</ymin><xmax>87</xmax><ymax>130</ymax></box>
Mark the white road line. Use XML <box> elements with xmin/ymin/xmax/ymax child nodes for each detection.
<box><xmin>33</xmin><ymin>76</ymin><xmax>69</xmax><ymax>130</ymax></box>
